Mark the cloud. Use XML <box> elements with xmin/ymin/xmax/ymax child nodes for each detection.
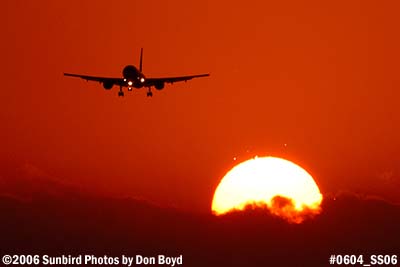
<box><xmin>216</xmin><ymin>196</ymin><xmax>321</xmax><ymax>224</ymax></box>
<box><xmin>268</xmin><ymin>195</ymin><xmax>320</xmax><ymax>223</ymax></box>
<box><xmin>0</xmin><ymin>163</ymin><xmax>90</xmax><ymax>200</ymax></box>
<box><xmin>1</xmin><ymin>188</ymin><xmax>398</xmax><ymax>267</ymax></box>
<box><xmin>1</xmin><ymin>166</ymin><xmax>398</xmax><ymax>266</ymax></box>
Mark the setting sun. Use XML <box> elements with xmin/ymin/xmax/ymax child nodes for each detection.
<box><xmin>212</xmin><ymin>156</ymin><xmax>323</xmax><ymax>223</ymax></box>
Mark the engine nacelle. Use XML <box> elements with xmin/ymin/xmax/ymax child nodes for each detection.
<box><xmin>103</xmin><ymin>81</ymin><xmax>113</xmax><ymax>90</ymax></box>
<box><xmin>155</xmin><ymin>81</ymin><xmax>165</xmax><ymax>90</ymax></box>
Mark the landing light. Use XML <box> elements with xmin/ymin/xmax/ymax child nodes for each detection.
<box><xmin>128</xmin><ymin>81</ymin><xmax>133</xmax><ymax>86</ymax></box>
<box><xmin>140</xmin><ymin>77</ymin><xmax>145</xmax><ymax>83</ymax></box>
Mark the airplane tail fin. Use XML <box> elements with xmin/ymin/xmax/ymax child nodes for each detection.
<box><xmin>139</xmin><ymin>48</ymin><xmax>143</xmax><ymax>72</ymax></box>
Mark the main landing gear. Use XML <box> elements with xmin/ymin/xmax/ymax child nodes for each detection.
<box><xmin>118</xmin><ymin>86</ymin><xmax>124</xmax><ymax>97</ymax></box>
<box><xmin>146</xmin><ymin>87</ymin><xmax>153</xmax><ymax>97</ymax></box>
<box><xmin>117</xmin><ymin>86</ymin><xmax>153</xmax><ymax>97</ymax></box>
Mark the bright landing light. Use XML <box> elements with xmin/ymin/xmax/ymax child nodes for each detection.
<box><xmin>127</xmin><ymin>81</ymin><xmax>133</xmax><ymax>86</ymax></box>
<box><xmin>212</xmin><ymin>156</ymin><xmax>323</xmax><ymax>223</ymax></box>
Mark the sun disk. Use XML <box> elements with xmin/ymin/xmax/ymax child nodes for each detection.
<box><xmin>212</xmin><ymin>156</ymin><xmax>323</xmax><ymax>223</ymax></box>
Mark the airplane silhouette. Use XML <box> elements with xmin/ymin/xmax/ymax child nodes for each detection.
<box><xmin>64</xmin><ymin>48</ymin><xmax>209</xmax><ymax>97</ymax></box>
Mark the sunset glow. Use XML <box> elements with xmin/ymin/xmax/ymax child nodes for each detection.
<box><xmin>212</xmin><ymin>157</ymin><xmax>323</xmax><ymax>223</ymax></box>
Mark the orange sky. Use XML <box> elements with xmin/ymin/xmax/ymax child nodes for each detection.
<box><xmin>1</xmin><ymin>0</ymin><xmax>399</xmax><ymax>211</ymax></box>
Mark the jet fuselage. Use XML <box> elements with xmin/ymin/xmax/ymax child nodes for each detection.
<box><xmin>122</xmin><ymin>65</ymin><xmax>146</xmax><ymax>89</ymax></box>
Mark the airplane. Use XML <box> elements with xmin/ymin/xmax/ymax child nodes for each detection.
<box><xmin>64</xmin><ymin>48</ymin><xmax>210</xmax><ymax>97</ymax></box>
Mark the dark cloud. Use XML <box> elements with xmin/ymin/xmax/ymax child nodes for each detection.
<box><xmin>268</xmin><ymin>195</ymin><xmax>321</xmax><ymax>224</ymax></box>
<box><xmin>223</xmin><ymin>196</ymin><xmax>322</xmax><ymax>224</ymax></box>
<box><xmin>0</xmin><ymin>163</ymin><xmax>96</xmax><ymax>200</ymax></box>
<box><xmin>1</xmin><ymin>183</ymin><xmax>398</xmax><ymax>267</ymax></box>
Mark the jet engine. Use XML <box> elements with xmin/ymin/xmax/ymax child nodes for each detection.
<box><xmin>155</xmin><ymin>81</ymin><xmax>165</xmax><ymax>90</ymax></box>
<box><xmin>103</xmin><ymin>81</ymin><xmax>113</xmax><ymax>90</ymax></box>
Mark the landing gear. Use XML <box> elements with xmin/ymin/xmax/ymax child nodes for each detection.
<box><xmin>118</xmin><ymin>86</ymin><xmax>124</xmax><ymax>97</ymax></box>
<box><xmin>147</xmin><ymin>87</ymin><xmax>153</xmax><ymax>97</ymax></box>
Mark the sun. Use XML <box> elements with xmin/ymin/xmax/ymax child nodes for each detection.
<box><xmin>211</xmin><ymin>156</ymin><xmax>323</xmax><ymax>223</ymax></box>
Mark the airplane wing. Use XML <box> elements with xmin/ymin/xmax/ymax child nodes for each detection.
<box><xmin>145</xmin><ymin>73</ymin><xmax>210</xmax><ymax>86</ymax></box>
<box><xmin>64</xmin><ymin>72</ymin><xmax>210</xmax><ymax>90</ymax></box>
<box><xmin>64</xmin><ymin>73</ymin><xmax>125</xmax><ymax>86</ymax></box>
